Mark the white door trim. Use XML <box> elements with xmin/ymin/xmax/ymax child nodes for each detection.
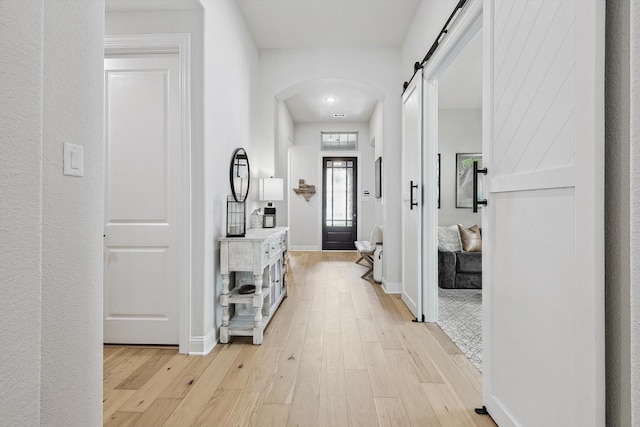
<box><xmin>105</xmin><ymin>33</ymin><xmax>192</xmax><ymax>354</ymax></box>
<box><xmin>421</xmin><ymin>0</ymin><xmax>483</xmax><ymax>322</ymax></box>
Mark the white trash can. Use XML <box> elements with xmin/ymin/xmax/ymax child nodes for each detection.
<box><xmin>373</xmin><ymin>242</ymin><xmax>383</xmax><ymax>283</ymax></box>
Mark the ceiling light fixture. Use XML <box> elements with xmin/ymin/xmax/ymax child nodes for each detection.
<box><xmin>325</xmin><ymin>97</ymin><xmax>336</xmax><ymax>103</ymax></box>
<box><xmin>332</xmin><ymin>113</ymin><xmax>347</xmax><ymax>118</ymax></box>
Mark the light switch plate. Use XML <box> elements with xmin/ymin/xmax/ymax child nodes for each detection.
<box><xmin>63</xmin><ymin>143</ymin><xmax>83</xmax><ymax>177</ymax></box>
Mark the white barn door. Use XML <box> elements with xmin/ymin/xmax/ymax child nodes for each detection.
<box><xmin>104</xmin><ymin>54</ymin><xmax>182</xmax><ymax>345</ymax></box>
<box><xmin>482</xmin><ymin>1</ymin><xmax>604</xmax><ymax>425</ymax></box>
<box><xmin>401</xmin><ymin>74</ymin><xmax>423</xmax><ymax>320</ymax></box>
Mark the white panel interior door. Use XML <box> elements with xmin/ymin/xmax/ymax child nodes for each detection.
<box><xmin>483</xmin><ymin>1</ymin><xmax>604</xmax><ymax>425</ymax></box>
<box><xmin>104</xmin><ymin>54</ymin><xmax>181</xmax><ymax>345</ymax></box>
<box><xmin>401</xmin><ymin>74</ymin><xmax>423</xmax><ymax>320</ymax></box>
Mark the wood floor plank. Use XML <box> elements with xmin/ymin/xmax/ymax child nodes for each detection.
<box><xmin>352</xmin><ymin>284</ymin><xmax>373</xmax><ymax>319</ymax></box>
<box><xmin>363</xmin><ymin>341</ymin><xmax>399</xmax><ymax>398</ymax></box>
<box><xmin>317</xmin><ymin>367</ymin><xmax>349</xmax><ymax>427</ymax></box>
<box><xmin>161</xmin><ymin>345</ymin><xmax>242</xmax><ymax>426</ymax></box>
<box><xmin>158</xmin><ymin>348</ymin><xmax>221</xmax><ymax>399</ymax></box>
<box><xmin>118</xmin><ymin>353</ymin><xmax>192</xmax><ymax>412</ymax></box>
<box><xmin>264</xmin><ymin>301</ymin><xmax>311</xmax><ymax>404</ymax></box>
<box><xmin>219</xmin><ymin>344</ymin><xmax>260</xmax><ymax>390</ymax></box>
<box><xmin>103</xmin><ymin>346</ymin><xmax>125</xmax><ymax>364</ymax></box>
<box><xmin>193</xmin><ymin>388</ymin><xmax>242</xmax><ymax>426</ymax></box>
<box><xmin>103</xmin><ymin>389</ymin><xmax>136</xmax><ymax>420</ymax></box>
<box><xmin>426</xmin><ymin>322</ymin><xmax>464</xmax><ymax>355</ymax></box>
<box><xmin>374</xmin><ymin>397</ymin><xmax>411</xmax><ymax>427</ymax></box>
<box><xmin>339</xmin><ymin>290</ymin><xmax>355</xmax><ymax>315</ymax></box>
<box><xmin>116</xmin><ymin>349</ymin><xmax>176</xmax><ymax>390</ymax></box>
<box><xmin>286</xmin><ymin>363</ymin><xmax>322</xmax><ymax>427</ymax></box>
<box><xmin>104</xmin><ymin>410</ymin><xmax>141</xmax><ymax>427</ymax></box>
<box><xmin>357</xmin><ymin>317</ymin><xmax>380</xmax><ymax>342</ymax></box>
<box><xmin>340</xmin><ymin>312</ymin><xmax>367</xmax><ymax>370</ymax></box>
<box><xmin>322</xmin><ymin>329</ymin><xmax>344</xmax><ymax>371</ymax></box>
<box><xmin>104</xmin><ymin>348</ymin><xmax>159</xmax><ymax>391</ymax></box>
<box><xmin>345</xmin><ymin>369</ymin><xmax>378</xmax><ymax>427</ymax></box>
<box><xmin>263</xmin><ymin>299</ymin><xmax>295</xmax><ymax>348</ymax></box>
<box><xmin>227</xmin><ymin>346</ymin><xmax>282</xmax><ymax>427</ymax></box>
<box><xmin>452</xmin><ymin>354</ymin><xmax>483</xmax><ymax>396</ymax></box>
<box><xmin>136</xmin><ymin>398</ymin><xmax>182</xmax><ymax>427</ymax></box>
<box><xmin>422</xmin><ymin>383</ymin><xmax>496</xmax><ymax>427</ymax></box>
<box><xmin>415</xmin><ymin>334</ymin><xmax>483</xmax><ymax>410</ymax></box>
<box><xmin>393</xmin><ymin>324</ymin><xmax>444</xmax><ymax>384</ymax></box>
<box><xmin>366</xmin><ymin>297</ymin><xmax>403</xmax><ymax>350</ymax></box>
<box><xmin>385</xmin><ymin>349</ymin><xmax>443</xmax><ymax>427</ymax></box>
<box><xmin>256</xmin><ymin>403</ymin><xmax>291</xmax><ymax>427</ymax></box>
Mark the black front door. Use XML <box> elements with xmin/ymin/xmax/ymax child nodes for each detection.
<box><xmin>322</xmin><ymin>157</ymin><xmax>357</xmax><ymax>250</ymax></box>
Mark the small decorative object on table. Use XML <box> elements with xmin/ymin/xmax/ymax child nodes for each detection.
<box><xmin>226</xmin><ymin>195</ymin><xmax>246</xmax><ymax>237</ymax></box>
<box><xmin>238</xmin><ymin>284</ymin><xmax>256</xmax><ymax>294</ymax></box>
<box><xmin>250</xmin><ymin>209</ymin><xmax>263</xmax><ymax>229</ymax></box>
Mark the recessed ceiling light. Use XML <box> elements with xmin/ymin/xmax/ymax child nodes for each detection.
<box><xmin>325</xmin><ymin>97</ymin><xmax>336</xmax><ymax>103</ymax></box>
<box><xmin>332</xmin><ymin>113</ymin><xmax>347</xmax><ymax>118</ymax></box>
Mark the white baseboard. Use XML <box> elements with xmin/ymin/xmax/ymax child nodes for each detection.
<box><xmin>382</xmin><ymin>278</ymin><xmax>402</xmax><ymax>294</ymax></box>
<box><xmin>289</xmin><ymin>245</ymin><xmax>319</xmax><ymax>251</ymax></box>
<box><xmin>188</xmin><ymin>328</ymin><xmax>217</xmax><ymax>355</ymax></box>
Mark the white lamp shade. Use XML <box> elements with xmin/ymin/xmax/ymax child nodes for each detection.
<box><xmin>259</xmin><ymin>178</ymin><xmax>283</xmax><ymax>201</ymax></box>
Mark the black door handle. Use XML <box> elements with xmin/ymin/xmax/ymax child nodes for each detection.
<box><xmin>473</xmin><ymin>161</ymin><xmax>488</xmax><ymax>213</ymax></box>
<box><xmin>410</xmin><ymin>180</ymin><xmax>418</xmax><ymax>210</ymax></box>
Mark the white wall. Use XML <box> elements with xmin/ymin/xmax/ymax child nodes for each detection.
<box><xmin>0</xmin><ymin>1</ymin><xmax>104</xmax><ymax>425</ymax></box>
<box><xmin>437</xmin><ymin>109</ymin><xmax>482</xmax><ymax>227</ymax></box>
<box><xmin>401</xmin><ymin>0</ymin><xmax>459</xmax><ymax>83</ymax></box>
<box><xmin>630</xmin><ymin>0</ymin><xmax>640</xmax><ymax>423</ymax></box>
<box><xmin>201</xmin><ymin>0</ymin><xmax>259</xmax><ymax>334</ymax></box>
<box><xmin>289</xmin><ymin>122</ymin><xmax>375</xmax><ymax>250</ymax></box>
<box><xmin>369</xmin><ymin>100</ymin><xmax>384</xmax><ymax>226</ymax></box>
<box><xmin>274</xmin><ymin>101</ymin><xmax>294</xmax><ymax>227</ymax></box>
<box><xmin>256</xmin><ymin>47</ymin><xmax>402</xmax><ymax>285</ymax></box>
<box><xmin>0</xmin><ymin>2</ymin><xmax>44</xmax><ymax>424</ymax></box>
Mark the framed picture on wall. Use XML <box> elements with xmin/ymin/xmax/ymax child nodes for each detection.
<box><xmin>437</xmin><ymin>154</ymin><xmax>441</xmax><ymax>209</ymax></box>
<box><xmin>375</xmin><ymin>156</ymin><xmax>382</xmax><ymax>198</ymax></box>
<box><xmin>456</xmin><ymin>153</ymin><xmax>482</xmax><ymax>208</ymax></box>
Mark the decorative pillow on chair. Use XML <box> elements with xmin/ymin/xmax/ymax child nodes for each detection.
<box><xmin>438</xmin><ymin>225</ymin><xmax>463</xmax><ymax>252</ymax></box>
<box><xmin>458</xmin><ymin>224</ymin><xmax>482</xmax><ymax>252</ymax></box>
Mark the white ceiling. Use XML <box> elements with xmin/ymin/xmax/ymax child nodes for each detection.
<box><xmin>285</xmin><ymin>85</ymin><xmax>378</xmax><ymax>123</ymax></box>
<box><xmin>237</xmin><ymin>0</ymin><xmax>422</xmax><ymax>49</ymax></box>
<box><xmin>438</xmin><ymin>29</ymin><xmax>482</xmax><ymax>110</ymax></box>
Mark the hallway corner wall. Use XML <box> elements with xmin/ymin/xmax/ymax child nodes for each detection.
<box><xmin>0</xmin><ymin>2</ymin><xmax>45</xmax><ymax>425</ymax></box>
<box><xmin>630</xmin><ymin>0</ymin><xmax>640</xmax><ymax>423</ymax></box>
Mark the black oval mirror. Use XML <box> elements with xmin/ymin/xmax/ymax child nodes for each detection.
<box><xmin>230</xmin><ymin>148</ymin><xmax>250</xmax><ymax>202</ymax></box>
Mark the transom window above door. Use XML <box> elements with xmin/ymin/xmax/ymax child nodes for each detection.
<box><xmin>321</xmin><ymin>131</ymin><xmax>358</xmax><ymax>151</ymax></box>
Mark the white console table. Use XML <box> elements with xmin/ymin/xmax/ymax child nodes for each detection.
<box><xmin>219</xmin><ymin>227</ymin><xmax>288</xmax><ymax>345</ymax></box>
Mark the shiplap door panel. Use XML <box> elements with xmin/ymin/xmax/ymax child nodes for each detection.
<box><xmin>401</xmin><ymin>74</ymin><xmax>422</xmax><ymax>320</ymax></box>
<box><xmin>483</xmin><ymin>1</ymin><xmax>604</xmax><ymax>426</ymax></box>
<box><xmin>104</xmin><ymin>55</ymin><xmax>181</xmax><ymax>345</ymax></box>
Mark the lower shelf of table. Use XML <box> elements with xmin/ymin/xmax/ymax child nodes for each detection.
<box><xmin>224</xmin><ymin>288</ymin><xmax>286</xmax><ymax>341</ymax></box>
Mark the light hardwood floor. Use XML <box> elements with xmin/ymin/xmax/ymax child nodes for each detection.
<box><xmin>104</xmin><ymin>251</ymin><xmax>496</xmax><ymax>427</ymax></box>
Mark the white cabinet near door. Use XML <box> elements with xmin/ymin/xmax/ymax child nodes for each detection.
<box><xmin>219</xmin><ymin>227</ymin><xmax>288</xmax><ymax>345</ymax></box>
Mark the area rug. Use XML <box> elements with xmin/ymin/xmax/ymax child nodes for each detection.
<box><xmin>437</xmin><ymin>288</ymin><xmax>482</xmax><ymax>371</ymax></box>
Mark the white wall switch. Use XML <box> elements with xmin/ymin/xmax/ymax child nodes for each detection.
<box><xmin>63</xmin><ymin>143</ymin><xmax>83</xmax><ymax>177</ymax></box>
